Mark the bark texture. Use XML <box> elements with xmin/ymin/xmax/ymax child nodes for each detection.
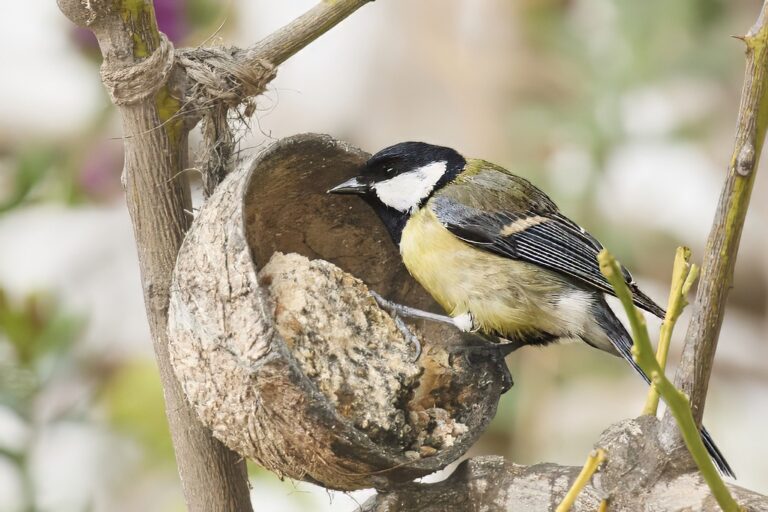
<box><xmin>363</xmin><ymin>417</ymin><xmax>768</xmax><ymax>512</ymax></box>
<box><xmin>55</xmin><ymin>1</ymin><xmax>252</xmax><ymax>510</ymax></box>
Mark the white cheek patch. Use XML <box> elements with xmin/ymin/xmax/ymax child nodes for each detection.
<box><xmin>373</xmin><ymin>161</ymin><xmax>447</xmax><ymax>213</ymax></box>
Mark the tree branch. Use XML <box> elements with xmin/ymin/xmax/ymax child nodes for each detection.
<box><xmin>361</xmin><ymin>458</ymin><xmax>768</xmax><ymax>512</ymax></box>
<box><xmin>555</xmin><ymin>449</ymin><xmax>606</xmax><ymax>512</ymax></box>
<box><xmin>662</xmin><ymin>0</ymin><xmax>768</xmax><ymax>437</ymax></box>
<box><xmin>177</xmin><ymin>0</ymin><xmax>375</xmax><ymax>114</ymax></box>
<box><xmin>176</xmin><ymin>0</ymin><xmax>375</xmax><ymax>195</ymax></box>
<box><xmin>245</xmin><ymin>0</ymin><xmax>375</xmax><ymax>67</ymax></box>
<box><xmin>362</xmin><ymin>419</ymin><xmax>768</xmax><ymax>512</ymax></box>
<box><xmin>57</xmin><ymin>1</ymin><xmax>377</xmax><ymax>509</ymax></box>
<box><xmin>56</xmin><ymin>1</ymin><xmax>252</xmax><ymax>511</ymax></box>
<box><xmin>644</xmin><ymin>247</ymin><xmax>698</xmax><ymax>416</ymax></box>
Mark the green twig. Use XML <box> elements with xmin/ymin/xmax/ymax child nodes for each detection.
<box><xmin>642</xmin><ymin>247</ymin><xmax>698</xmax><ymax>416</ymax></box>
<box><xmin>598</xmin><ymin>250</ymin><xmax>743</xmax><ymax>512</ymax></box>
<box><xmin>555</xmin><ymin>449</ymin><xmax>607</xmax><ymax>512</ymax></box>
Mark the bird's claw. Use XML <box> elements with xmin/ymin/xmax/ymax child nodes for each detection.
<box><xmin>371</xmin><ymin>290</ymin><xmax>395</xmax><ymax>311</ymax></box>
<box><xmin>392</xmin><ymin>314</ymin><xmax>422</xmax><ymax>361</ymax></box>
<box><xmin>370</xmin><ymin>291</ymin><xmax>456</xmax><ymax>326</ymax></box>
<box><xmin>371</xmin><ymin>291</ymin><xmax>422</xmax><ymax>360</ymax></box>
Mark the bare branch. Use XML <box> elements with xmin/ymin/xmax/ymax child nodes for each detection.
<box><xmin>663</xmin><ymin>0</ymin><xmax>768</xmax><ymax>436</ymax></box>
<box><xmin>246</xmin><ymin>0</ymin><xmax>375</xmax><ymax>67</ymax></box>
<box><xmin>177</xmin><ymin>0</ymin><xmax>375</xmax><ymax>113</ymax></box>
<box><xmin>362</xmin><ymin>459</ymin><xmax>768</xmax><ymax>512</ymax></box>
<box><xmin>56</xmin><ymin>1</ymin><xmax>252</xmax><ymax>511</ymax></box>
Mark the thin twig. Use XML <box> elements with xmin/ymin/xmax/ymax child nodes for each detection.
<box><xmin>643</xmin><ymin>247</ymin><xmax>698</xmax><ymax>416</ymax></box>
<box><xmin>665</xmin><ymin>0</ymin><xmax>768</xmax><ymax>432</ymax></box>
<box><xmin>555</xmin><ymin>449</ymin><xmax>606</xmax><ymax>512</ymax></box>
<box><xmin>246</xmin><ymin>0</ymin><xmax>375</xmax><ymax>67</ymax></box>
<box><xmin>599</xmin><ymin>251</ymin><xmax>743</xmax><ymax>512</ymax></box>
<box><xmin>184</xmin><ymin>0</ymin><xmax>375</xmax><ymax>196</ymax></box>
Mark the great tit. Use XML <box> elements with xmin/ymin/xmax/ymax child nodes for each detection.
<box><xmin>328</xmin><ymin>141</ymin><xmax>733</xmax><ymax>477</ymax></box>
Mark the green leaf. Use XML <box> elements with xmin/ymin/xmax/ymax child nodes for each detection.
<box><xmin>0</xmin><ymin>147</ymin><xmax>59</xmax><ymax>214</ymax></box>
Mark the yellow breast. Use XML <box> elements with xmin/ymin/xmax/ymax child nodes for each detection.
<box><xmin>399</xmin><ymin>206</ymin><xmax>564</xmax><ymax>336</ymax></box>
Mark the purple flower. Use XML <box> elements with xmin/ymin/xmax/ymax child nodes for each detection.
<box><xmin>154</xmin><ymin>0</ymin><xmax>189</xmax><ymax>44</ymax></box>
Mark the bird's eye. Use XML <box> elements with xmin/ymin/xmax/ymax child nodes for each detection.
<box><xmin>385</xmin><ymin>167</ymin><xmax>394</xmax><ymax>174</ymax></box>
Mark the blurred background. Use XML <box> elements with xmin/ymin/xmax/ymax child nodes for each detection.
<box><xmin>1</xmin><ymin>0</ymin><xmax>767</xmax><ymax>510</ymax></box>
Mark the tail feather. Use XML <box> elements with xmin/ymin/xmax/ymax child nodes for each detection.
<box><xmin>592</xmin><ymin>299</ymin><xmax>735</xmax><ymax>478</ymax></box>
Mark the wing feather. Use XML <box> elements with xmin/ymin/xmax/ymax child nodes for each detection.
<box><xmin>431</xmin><ymin>191</ymin><xmax>665</xmax><ymax>318</ymax></box>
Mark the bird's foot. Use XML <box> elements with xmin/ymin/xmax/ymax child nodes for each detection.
<box><xmin>468</xmin><ymin>349</ymin><xmax>513</xmax><ymax>393</ymax></box>
<box><xmin>369</xmin><ymin>291</ymin><xmax>520</xmax><ymax>387</ymax></box>
<box><xmin>370</xmin><ymin>291</ymin><xmax>426</xmax><ymax>360</ymax></box>
<box><xmin>450</xmin><ymin>332</ymin><xmax>525</xmax><ymax>358</ymax></box>
<box><xmin>370</xmin><ymin>291</ymin><xmax>482</xmax><ymax>334</ymax></box>
<box><xmin>370</xmin><ymin>291</ymin><xmax>456</xmax><ymax>326</ymax></box>
<box><xmin>393</xmin><ymin>315</ymin><xmax>422</xmax><ymax>360</ymax></box>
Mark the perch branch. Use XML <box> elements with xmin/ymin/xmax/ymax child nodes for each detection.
<box><xmin>599</xmin><ymin>251</ymin><xmax>742</xmax><ymax>512</ymax></box>
<box><xmin>643</xmin><ymin>247</ymin><xmax>698</xmax><ymax>416</ymax></box>
<box><xmin>55</xmin><ymin>1</ymin><xmax>252</xmax><ymax>511</ymax></box>
<box><xmin>362</xmin><ymin>432</ymin><xmax>768</xmax><ymax>512</ymax></box>
<box><xmin>663</xmin><ymin>0</ymin><xmax>768</xmax><ymax>434</ymax></box>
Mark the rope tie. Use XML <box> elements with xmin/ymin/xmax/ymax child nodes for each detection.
<box><xmin>177</xmin><ymin>47</ymin><xmax>276</xmax><ymax>110</ymax></box>
<box><xmin>100</xmin><ymin>33</ymin><xmax>175</xmax><ymax>105</ymax></box>
<box><xmin>176</xmin><ymin>47</ymin><xmax>277</xmax><ymax>196</ymax></box>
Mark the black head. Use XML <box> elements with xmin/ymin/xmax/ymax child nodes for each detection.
<box><xmin>328</xmin><ymin>142</ymin><xmax>466</xmax><ymax>243</ymax></box>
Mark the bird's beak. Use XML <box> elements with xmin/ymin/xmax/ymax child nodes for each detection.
<box><xmin>327</xmin><ymin>176</ymin><xmax>370</xmax><ymax>195</ymax></box>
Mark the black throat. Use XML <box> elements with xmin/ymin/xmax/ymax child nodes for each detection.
<box><xmin>363</xmin><ymin>150</ymin><xmax>466</xmax><ymax>245</ymax></box>
<box><xmin>363</xmin><ymin>199</ymin><xmax>411</xmax><ymax>245</ymax></box>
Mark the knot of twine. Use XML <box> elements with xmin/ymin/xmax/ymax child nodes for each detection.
<box><xmin>100</xmin><ymin>33</ymin><xmax>175</xmax><ymax>106</ymax></box>
<box><xmin>177</xmin><ymin>47</ymin><xmax>277</xmax><ymax>111</ymax></box>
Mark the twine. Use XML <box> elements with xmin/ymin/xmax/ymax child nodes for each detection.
<box><xmin>100</xmin><ymin>33</ymin><xmax>175</xmax><ymax>106</ymax></box>
<box><xmin>177</xmin><ymin>47</ymin><xmax>277</xmax><ymax>197</ymax></box>
<box><xmin>177</xmin><ymin>47</ymin><xmax>276</xmax><ymax>111</ymax></box>
<box><xmin>100</xmin><ymin>35</ymin><xmax>276</xmax><ymax>193</ymax></box>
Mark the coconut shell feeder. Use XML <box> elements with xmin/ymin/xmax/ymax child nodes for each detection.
<box><xmin>167</xmin><ymin>133</ymin><xmax>507</xmax><ymax>491</ymax></box>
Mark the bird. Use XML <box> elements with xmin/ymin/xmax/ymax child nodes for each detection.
<box><xmin>328</xmin><ymin>141</ymin><xmax>734</xmax><ymax>477</ymax></box>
